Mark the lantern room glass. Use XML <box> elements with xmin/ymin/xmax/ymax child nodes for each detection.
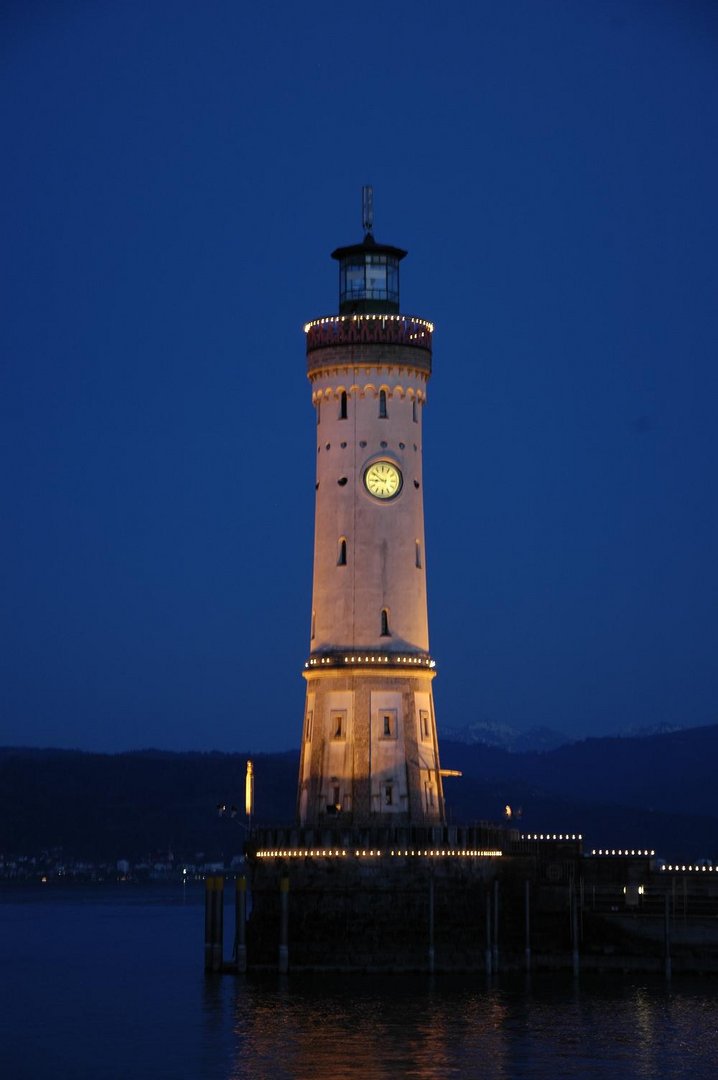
<box><xmin>340</xmin><ymin>254</ymin><xmax>399</xmax><ymax>307</ymax></box>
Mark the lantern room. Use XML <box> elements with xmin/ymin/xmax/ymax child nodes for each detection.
<box><xmin>332</xmin><ymin>236</ymin><xmax>406</xmax><ymax>315</ymax></box>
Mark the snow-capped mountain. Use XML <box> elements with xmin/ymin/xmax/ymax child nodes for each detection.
<box><xmin>441</xmin><ymin>718</ymin><xmax>571</xmax><ymax>753</ymax></box>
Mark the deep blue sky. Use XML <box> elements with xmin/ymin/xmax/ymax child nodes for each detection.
<box><xmin>1</xmin><ymin>1</ymin><xmax>717</xmax><ymax>752</ymax></box>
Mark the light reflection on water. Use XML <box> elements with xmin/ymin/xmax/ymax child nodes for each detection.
<box><xmin>1</xmin><ymin>886</ymin><xmax>717</xmax><ymax>1080</ymax></box>
<box><xmin>218</xmin><ymin>972</ymin><xmax>716</xmax><ymax>1080</ymax></box>
<box><xmin>220</xmin><ymin>973</ymin><xmax>718</xmax><ymax>1080</ymax></box>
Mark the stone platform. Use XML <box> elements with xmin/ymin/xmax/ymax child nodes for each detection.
<box><xmin>215</xmin><ymin>825</ymin><xmax>718</xmax><ymax>974</ymax></box>
<box><xmin>243</xmin><ymin>824</ymin><xmax>583</xmax><ymax>972</ymax></box>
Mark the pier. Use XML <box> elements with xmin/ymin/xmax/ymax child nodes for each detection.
<box><xmin>203</xmin><ymin>826</ymin><xmax>718</xmax><ymax>975</ymax></box>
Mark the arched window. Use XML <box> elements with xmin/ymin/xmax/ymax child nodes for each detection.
<box><xmin>379</xmin><ymin>390</ymin><xmax>388</xmax><ymax>418</ymax></box>
<box><xmin>339</xmin><ymin>391</ymin><xmax>347</xmax><ymax>420</ymax></box>
<box><xmin>380</xmin><ymin>608</ymin><xmax>390</xmax><ymax>636</ymax></box>
<box><xmin>337</xmin><ymin>537</ymin><xmax>347</xmax><ymax>566</ymax></box>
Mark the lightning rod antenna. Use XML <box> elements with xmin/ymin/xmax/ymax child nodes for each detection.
<box><xmin>362</xmin><ymin>185</ymin><xmax>374</xmax><ymax>237</ymax></box>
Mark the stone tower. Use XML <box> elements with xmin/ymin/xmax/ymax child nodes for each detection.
<box><xmin>297</xmin><ymin>190</ymin><xmax>444</xmax><ymax>827</ymax></box>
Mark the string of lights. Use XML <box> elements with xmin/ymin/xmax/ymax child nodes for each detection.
<box><xmin>256</xmin><ymin>848</ymin><xmax>503</xmax><ymax>859</ymax></box>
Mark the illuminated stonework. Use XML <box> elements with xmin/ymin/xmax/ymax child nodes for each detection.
<box><xmin>297</xmin><ymin>206</ymin><xmax>445</xmax><ymax>827</ymax></box>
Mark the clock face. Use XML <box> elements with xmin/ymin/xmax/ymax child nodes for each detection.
<box><xmin>364</xmin><ymin>460</ymin><xmax>402</xmax><ymax>500</ymax></box>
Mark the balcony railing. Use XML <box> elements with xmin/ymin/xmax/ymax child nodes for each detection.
<box><xmin>304</xmin><ymin>650</ymin><xmax>435</xmax><ymax>672</ymax></box>
<box><xmin>305</xmin><ymin>314</ymin><xmax>433</xmax><ymax>354</ymax></box>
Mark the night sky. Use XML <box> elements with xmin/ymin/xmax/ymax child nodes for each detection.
<box><xmin>2</xmin><ymin>1</ymin><xmax>717</xmax><ymax>753</ymax></box>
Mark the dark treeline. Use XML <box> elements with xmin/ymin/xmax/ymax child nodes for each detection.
<box><xmin>1</xmin><ymin>724</ymin><xmax>717</xmax><ymax>861</ymax></box>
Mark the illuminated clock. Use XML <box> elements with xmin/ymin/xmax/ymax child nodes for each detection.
<box><xmin>364</xmin><ymin>460</ymin><xmax>402</xmax><ymax>500</ymax></box>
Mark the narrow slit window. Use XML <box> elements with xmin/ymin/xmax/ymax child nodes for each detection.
<box><xmin>332</xmin><ymin>784</ymin><xmax>341</xmax><ymax>807</ymax></box>
<box><xmin>339</xmin><ymin>391</ymin><xmax>347</xmax><ymax>419</ymax></box>
<box><xmin>311</xmin><ymin>610</ymin><xmax>316</xmax><ymax>639</ymax></box>
<box><xmin>379</xmin><ymin>390</ymin><xmax>388</xmax><ymax>418</ymax></box>
<box><xmin>415</xmin><ymin>541</ymin><xmax>422</xmax><ymax>569</ymax></box>
<box><xmin>338</xmin><ymin>537</ymin><xmax>347</xmax><ymax>566</ymax></box>
<box><xmin>384</xmin><ymin>784</ymin><xmax>394</xmax><ymax>807</ymax></box>
<box><xmin>420</xmin><ymin>709</ymin><xmax>431</xmax><ymax>741</ymax></box>
<box><xmin>305</xmin><ymin>711</ymin><xmax>313</xmax><ymax>742</ymax></box>
<box><xmin>380</xmin><ymin>608</ymin><xmax>390</xmax><ymax>636</ymax></box>
<box><xmin>381</xmin><ymin>709</ymin><xmax>397</xmax><ymax>739</ymax></box>
<box><xmin>317</xmin><ymin>400</ymin><xmax>321</xmax><ymax>425</ymax></box>
<box><xmin>412</xmin><ymin>399</ymin><xmax>418</xmax><ymax>423</ymax></box>
<box><xmin>331</xmin><ymin>711</ymin><xmax>346</xmax><ymax>739</ymax></box>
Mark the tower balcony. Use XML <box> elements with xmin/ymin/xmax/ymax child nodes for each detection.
<box><xmin>305</xmin><ymin>314</ymin><xmax>433</xmax><ymax>374</ymax></box>
<box><xmin>304</xmin><ymin>650</ymin><xmax>436</xmax><ymax>674</ymax></box>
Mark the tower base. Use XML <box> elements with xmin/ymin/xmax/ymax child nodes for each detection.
<box><xmin>298</xmin><ymin>667</ymin><xmax>444</xmax><ymax>827</ymax></box>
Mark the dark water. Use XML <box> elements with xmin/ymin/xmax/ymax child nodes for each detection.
<box><xmin>1</xmin><ymin>885</ymin><xmax>717</xmax><ymax>1080</ymax></box>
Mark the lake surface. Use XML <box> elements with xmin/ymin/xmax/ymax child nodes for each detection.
<box><xmin>1</xmin><ymin>884</ymin><xmax>717</xmax><ymax>1079</ymax></box>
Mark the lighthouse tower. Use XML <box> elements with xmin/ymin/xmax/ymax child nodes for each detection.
<box><xmin>297</xmin><ymin>190</ymin><xmax>444</xmax><ymax>827</ymax></box>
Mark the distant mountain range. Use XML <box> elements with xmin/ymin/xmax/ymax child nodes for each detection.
<box><xmin>1</xmin><ymin>722</ymin><xmax>717</xmax><ymax>862</ymax></box>
<box><xmin>442</xmin><ymin>718</ymin><xmax>690</xmax><ymax>752</ymax></box>
<box><xmin>441</xmin><ymin>719</ymin><xmax>571</xmax><ymax>753</ymax></box>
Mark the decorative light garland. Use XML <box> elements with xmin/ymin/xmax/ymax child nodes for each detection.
<box><xmin>255</xmin><ymin>849</ymin><xmax>503</xmax><ymax>860</ymax></box>
<box><xmin>304</xmin><ymin>314</ymin><xmax>434</xmax><ymax>334</ymax></box>
<box><xmin>520</xmin><ymin>834</ymin><xmax>582</xmax><ymax>841</ymax></box>
<box><xmin>591</xmin><ymin>849</ymin><xmax>655</xmax><ymax>857</ymax></box>
<box><xmin>661</xmin><ymin>864</ymin><xmax>716</xmax><ymax>872</ymax></box>
<box><xmin>305</xmin><ymin>654</ymin><xmax>436</xmax><ymax>669</ymax></box>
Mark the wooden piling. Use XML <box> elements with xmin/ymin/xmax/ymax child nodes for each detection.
<box><xmin>570</xmin><ymin>881</ymin><xmax>579</xmax><ymax>977</ymax></box>
<box><xmin>428</xmin><ymin>875</ymin><xmax>435</xmax><ymax>973</ymax></box>
<box><xmin>212</xmin><ymin>876</ymin><xmax>224</xmax><ymax>972</ymax></box>
<box><xmin>492</xmin><ymin>879</ymin><xmax>500</xmax><ymax>972</ymax></box>
<box><xmin>664</xmin><ymin>892</ymin><xmax>672</xmax><ymax>979</ymax></box>
<box><xmin>204</xmin><ymin>876</ymin><xmax>215</xmax><ymax>972</ymax></box>
<box><xmin>524</xmin><ymin>880</ymin><xmax>531</xmax><ymax>972</ymax></box>
<box><xmin>236</xmin><ymin>876</ymin><xmax>247</xmax><ymax>973</ymax></box>
<box><xmin>278</xmin><ymin>876</ymin><xmax>289</xmax><ymax>974</ymax></box>
<box><xmin>484</xmin><ymin>888</ymin><xmax>492</xmax><ymax>974</ymax></box>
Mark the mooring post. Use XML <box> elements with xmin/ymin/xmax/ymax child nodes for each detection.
<box><xmin>204</xmin><ymin>876</ymin><xmax>215</xmax><ymax>972</ymax></box>
<box><xmin>236</xmin><ymin>876</ymin><xmax>247</xmax><ymax>973</ymax></box>
<box><xmin>492</xmin><ymin>879</ymin><xmax>499</xmax><ymax>973</ymax></box>
<box><xmin>485</xmin><ymin>888</ymin><xmax>492</xmax><ymax>975</ymax></box>
<box><xmin>664</xmin><ymin>892</ymin><xmax>672</xmax><ymax>980</ymax></box>
<box><xmin>524</xmin><ymin>879</ymin><xmax>531</xmax><ymax>972</ymax></box>
<box><xmin>212</xmin><ymin>876</ymin><xmax>224</xmax><ymax>973</ymax></box>
<box><xmin>570</xmin><ymin>881</ymin><xmax>579</xmax><ymax>978</ymax></box>
<box><xmin>279</xmin><ymin>875</ymin><xmax>289</xmax><ymax>974</ymax></box>
<box><xmin>428</xmin><ymin>874</ymin><xmax>435</xmax><ymax>974</ymax></box>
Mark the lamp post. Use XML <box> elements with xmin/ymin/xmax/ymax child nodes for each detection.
<box><xmin>245</xmin><ymin>760</ymin><xmax>254</xmax><ymax>838</ymax></box>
